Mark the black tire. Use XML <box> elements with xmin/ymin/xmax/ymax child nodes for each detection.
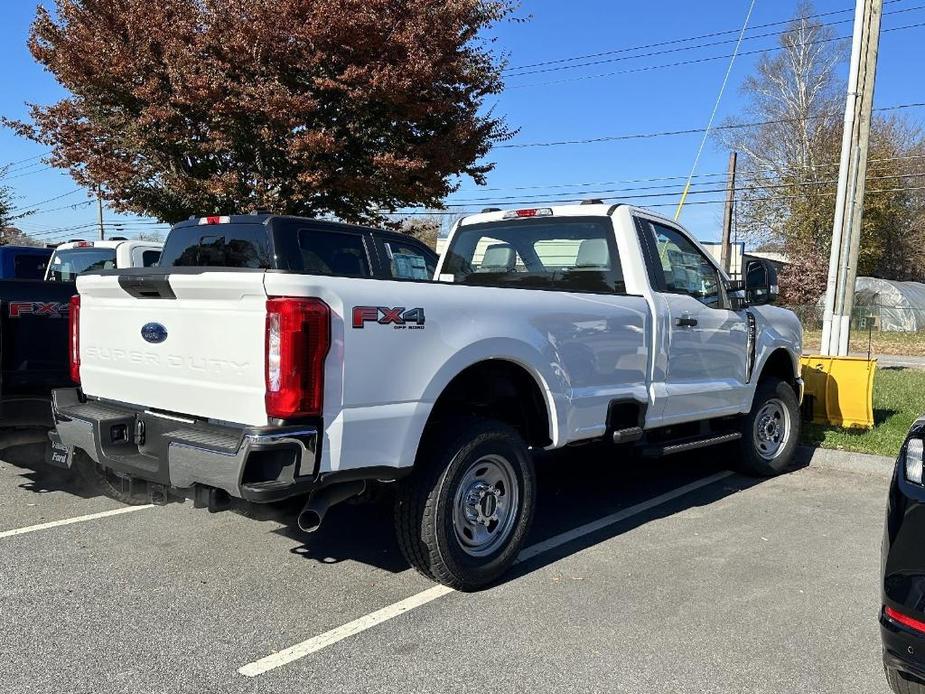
<box><xmin>394</xmin><ymin>417</ymin><xmax>536</xmax><ymax>591</ymax></box>
<box><xmin>886</xmin><ymin>665</ymin><xmax>925</xmax><ymax>694</ymax></box>
<box><xmin>737</xmin><ymin>377</ymin><xmax>801</xmax><ymax>477</ymax></box>
<box><xmin>74</xmin><ymin>451</ymin><xmax>149</xmax><ymax>505</ymax></box>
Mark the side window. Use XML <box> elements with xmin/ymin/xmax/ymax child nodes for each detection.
<box><xmin>383</xmin><ymin>239</ymin><xmax>436</xmax><ymax>280</ymax></box>
<box><xmin>297</xmin><ymin>230</ymin><xmax>371</xmax><ymax>278</ymax></box>
<box><xmin>142</xmin><ymin>250</ymin><xmax>161</xmax><ymax>267</ymax></box>
<box><xmin>648</xmin><ymin>222</ymin><xmax>723</xmax><ymax>308</ymax></box>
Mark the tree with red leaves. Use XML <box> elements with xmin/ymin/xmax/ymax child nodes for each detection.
<box><xmin>8</xmin><ymin>0</ymin><xmax>515</xmax><ymax>224</ymax></box>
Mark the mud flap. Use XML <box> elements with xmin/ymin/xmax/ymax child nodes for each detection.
<box><xmin>45</xmin><ymin>430</ymin><xmax>73</xmax><ymax>469</ymax></box>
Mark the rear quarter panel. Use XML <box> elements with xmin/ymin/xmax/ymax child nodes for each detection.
<box><xmin>264</xmin><ymin>273</ymin><xmax>650</xmax><ymax>474</ymax></box>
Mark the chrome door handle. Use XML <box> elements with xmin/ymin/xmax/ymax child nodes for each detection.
<box><xmin>675</xmin><ymin>316</ymin><xmax>698</xmax><ymax>327</ymax></box>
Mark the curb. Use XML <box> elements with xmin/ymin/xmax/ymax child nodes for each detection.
<box><xmin>796</xmin><ymin>444</ymin><xmax>894</xmax><ymax>479</ymax></box>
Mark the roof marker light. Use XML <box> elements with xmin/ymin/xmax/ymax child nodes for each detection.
<box><xmin>503</xmin><ymin>208</ymin><xmax>553</xmax><ymax>219</ymax></box>
<box><xmin>199</xmin><ymin>216</ymin><xmax>230</xmax><ymax>225</ymax></box>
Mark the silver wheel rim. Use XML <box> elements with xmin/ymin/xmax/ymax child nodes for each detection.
<box><xmin>753</xmin><ymin>398</ymin><xmax>790</xmax><ymax>460</ymax></box>
<box><xmin>452</xmin><ymin>454</ymin><xmax>520</xmax><ymax>558</ymax></box>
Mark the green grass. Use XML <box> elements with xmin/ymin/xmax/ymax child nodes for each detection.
<box><xmin>801</xmin><ymin>367</ymin><xmax>924</xmax><ymax>457</ymax></box>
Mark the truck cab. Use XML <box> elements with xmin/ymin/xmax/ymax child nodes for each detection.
<box><xmin>45</xmin><ymin>239</ymin><xmax>163</xmax><ymax>281</ymax></box>
<box><xmin>0</xmin><ymin>246</ymin><xmax>53</xmax><ymax>280</ymax></box>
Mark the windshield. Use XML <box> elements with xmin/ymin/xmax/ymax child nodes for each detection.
<box><xmin>442</xmin><ymin>217</ymin><xmax>625</xmax><ymax>294</ymax></box>
<box><xmin>46</xmin><ymin>248</ymin><xmax>117</xmax><ymax>281</ymax></box>
<box><xmin>159</xmin><ymin>223</ymin><xmax>271</xmax><ymax>268</ymax></box>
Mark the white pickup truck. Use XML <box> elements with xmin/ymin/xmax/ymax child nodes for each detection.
<box><xmin>45</xmin><ymin>238</ymin><xmax>163</xmax><ymax>281</ymax></box>
<box><xmin>51</xmin><ymin>205</ymin><xmax>802</xmax><ymax>589</ymax></box>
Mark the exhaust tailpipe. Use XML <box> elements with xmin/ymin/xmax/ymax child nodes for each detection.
<box><xmin>297</xmin><ymin>479</ymin><xmax>366</xmax><ymax>533</ymax></box>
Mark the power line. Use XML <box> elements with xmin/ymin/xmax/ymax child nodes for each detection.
<box><xmin>503</xmin><ymin>4</ymin><xmax>924</xmax><ymax>78</ymax></box>
<box><xmin>674</xmin><ymin>0</ymin><xmax>757</xmax><ymax>220</ymax></box>
<box><xmin>505</xmin><ymin>19</ymin><xmax>925</xmax><ymax>90</ymax></box>
<box><xmin>19</xmin><ymin>223</ymin><xmax>99</xmax><ymax>239</ymax></box>
<box><xmin>442</xmin><ymin>171</ymin><xmax>925</xmax><ymax>205</ymax></box>
<box><xmin>1</xmin><ymin>165</ymin><xmax>56</xmax><ymax>181</ymax></box>
<box><xmin>0</xmin><ymin>151</ymin><xmax>51</xmax><ymax>171</ymax></box>
<box><xmin>438</xmin><ymin>172</ymin><xmax>925</xmax><ymax>207</ymax></box>
<box><xmin>19</xmin><ymin>217</ymin><xmax>169</xmax><ymax>238</ymax></box>
<box><xmin>450</xmin><ymin>153</ymin><xmax>925</xmax><ymax>196</ymax></box>
<box><xmin>35</xmin><ymin>200</ymin><xmax>95</xmax><ymax>215</ymax></box>
<box><xmin>496</xmin><ymin>102</ymin><xmax>925</xmax><ymax>149</ymax></box>
<box><xmin>393</xmin><ymin>184</ymin><xmax>925</xmax><ymax>215</ymax></box>
<box><xmin>503</xmin><ymin>1</ymin><xmax>905</xmax><ymax>73</ymax></box>
<box><xmin>11</xmin><ymin>189</ymin><xmax>86</xmax><ymax>215</ymax></box>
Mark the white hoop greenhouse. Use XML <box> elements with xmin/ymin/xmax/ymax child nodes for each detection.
<box><xmin>842</xmin><ymin>277</ymin><xmax>925</xmax><ymax>332</ymax></box>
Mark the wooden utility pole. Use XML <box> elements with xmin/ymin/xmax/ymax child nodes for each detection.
<box><xmin>720</xmin><ymin>151</ymin><xmax>737</xmax><ymax>275</ymax></box>
<box><xmin>96</xmin><ymin>186</ymin><xmax>105</xmax><ymax>240</ymax></box>
<box><xmin>820</xmin><ymin>0</ymin><xmax>883</xmax><ymax>356</ymax></box>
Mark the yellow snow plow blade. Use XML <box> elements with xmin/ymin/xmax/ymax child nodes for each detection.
<box><xmin>800</xmin><ymin>355</ymin><xmax>876</xmax><ymax>429</ymax></box>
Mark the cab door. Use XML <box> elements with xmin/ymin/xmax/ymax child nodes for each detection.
<box><xmin>638</xmin><ymin>218</ymin><xmax>748</xmax><ymax>422</ymax></box>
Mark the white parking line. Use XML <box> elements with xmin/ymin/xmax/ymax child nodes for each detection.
<box><xmin>0</xmin><ymin>505</ymin><xmax>154</xmax><ymax>540</ymax></box>
<box><xmin>238</xmin><ymin>585</ymin><xmax>455</xmax><ymax>677</ymax></box>
<box><xmin>238</xmin><ymin>469</ymin><xmax>734</xmax><ymax>677</ymax></box>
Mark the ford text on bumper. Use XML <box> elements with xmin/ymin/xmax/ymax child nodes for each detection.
<box><xmin>51</xmin><ymin>388</ymin><xmax>319</xmax><ymax>503</ymax></box>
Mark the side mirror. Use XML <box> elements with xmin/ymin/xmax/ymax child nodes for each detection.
<box><xmin>728</xmin><ymin>286</ymin><xmax>747</xmax><ymax>310</ymax></box>
<box><xmin>744</xmin><ymin>259</ymin><xmax>779</xmax><ymax>306</ymax></box>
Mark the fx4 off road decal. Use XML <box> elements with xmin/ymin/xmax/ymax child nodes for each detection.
<box><xmin>8</xmin><ymin>301</ymin><xmax>69</xmax><ymax>318</ymax></box>
<box><xmin>352</xmin><ymin>306</ymin><xmax>425</xmax><ymax>330</ymax></box>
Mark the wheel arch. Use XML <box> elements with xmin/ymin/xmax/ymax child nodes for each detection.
<box><xmin>755</xmin><ymin>347</ymin><xmax>800</xmax><ymax>389</ymax></box>
<box><xmin>407</xmin><ymin>341</ymin><xmax>563</xmax><ymax>471</ymax></box>
<box><xmin>423</xmin><ymin>358</ymin><xmax>554</xmax><ymax>448</ymax></box>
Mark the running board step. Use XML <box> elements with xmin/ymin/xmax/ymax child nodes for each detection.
<box><xmin>644</xmin><ymin>431</ymin><xmax>742</xmax><ymax>458</ymax></box>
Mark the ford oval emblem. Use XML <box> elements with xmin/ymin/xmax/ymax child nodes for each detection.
<box><xmin>141</xmin><ymin>322</ymin><xmax>168</xmax><ymax>344</ymax></box>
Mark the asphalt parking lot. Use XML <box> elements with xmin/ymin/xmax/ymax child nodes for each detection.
<box><xmin>0</xmin><ymin>442</ymin><xmax>893</xmax><ymax>694</ymax></box>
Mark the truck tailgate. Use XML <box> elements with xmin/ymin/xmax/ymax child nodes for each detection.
<box><xmin>77</xmin><ymin>272</ymin><xmax>269</xmax><ymax>426</ymax></box>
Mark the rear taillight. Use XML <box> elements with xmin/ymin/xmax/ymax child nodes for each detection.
<box><xmin>885</xmin><ymin>606</ymin><xmax>925</xmax><ymax>634</ymax></box>
<box><xmin>68</xmin><ymin>294</ymin><xmax>80</xmax><ymax>384</ymax></box>
<box><xmin>265</xmin><ymin>297</ymin><xmax>331</xmax><ymax>419</ymax></box>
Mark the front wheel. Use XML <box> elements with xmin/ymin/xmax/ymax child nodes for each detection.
<box><xmin>737</xmin><ymin>378</ymin><xmax>801</xmax><ymax>477</ymax></box>
<box><xmin>394</xmin><ymin>418</ymin><xmax>536</xmax><ymax>591</ymax></box>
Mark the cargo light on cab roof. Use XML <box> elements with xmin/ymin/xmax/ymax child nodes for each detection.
<box><xmin>199</xmin><ymin>216</ymin><xmax>231</xmax><ymax>225</ymax></box>
<box><xmin>503</xmin><ymin>208</ymin><xmax>553</xmax><ymax>219</ymax></box>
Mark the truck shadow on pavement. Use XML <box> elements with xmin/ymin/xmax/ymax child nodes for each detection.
<box><xmin>0</xmin><ymin>439</ymin><xmax>111</xmax><ymax>501</ymax></box>
<box><xmin>280</xmin><ymin>443</ymin><xmax>775</xmax><ymax>584</ymax></box>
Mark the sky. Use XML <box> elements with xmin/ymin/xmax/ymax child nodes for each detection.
<box><xmin>0</xmin><ymin>0</ymin><xmax>923</xmax><ymax>245</ymax></box>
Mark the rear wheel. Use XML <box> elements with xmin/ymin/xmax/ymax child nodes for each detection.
<box><xmin>74</xmin><ymin>451</ymin><xmax>149</xmax><ymax>505</ymax></box>
<box><xmin>394</xmin><ymin>418</ymin><xmax>536</xmax><ymax>591</ymax></box>
<box><xmin>737</xmin><ymin>378</ymin><xmax>800</xmax><ymax>476</ymax></box>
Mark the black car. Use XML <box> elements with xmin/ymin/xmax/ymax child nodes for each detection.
<box><xmin>882</xmin><ymin>417</ymin><xmax>925</xmax><ymax>692</ymax></box>
<box><xmin>157</xmin><ymin>215</ymin><xmax>439</xmax><ymax>281</ymax></box>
